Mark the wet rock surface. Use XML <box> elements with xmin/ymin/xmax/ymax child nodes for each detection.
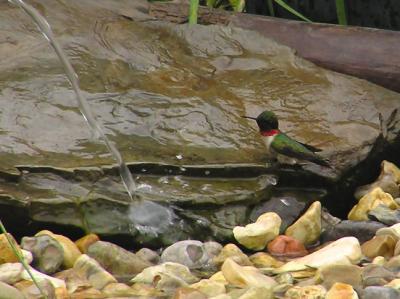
<box><xmin>2</xmin><ymin>167</ymin><xmax>400</xmax><ymax>299</ymax></box>
<box><xmin>0</xmin><ymin>0</ymin><xmax>399</xmax><ymax>244</ymax></box>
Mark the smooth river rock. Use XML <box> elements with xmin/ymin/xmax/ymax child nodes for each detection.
<box><xmin>233</xmin><ymin>212</ymin><xmax>281</xmax><ymax>250</ymax></box>
<box><xmin>21</xmin><ymin>234</ymin><xmax>64</xmax><ymax>275</ymax></box>
<box><xmin>0</xmin><ymin>0</ymin><xmax>400</xmax><ymax>245</ymax></box>
<box><xmin>361</xmin><ymin>286</ymin><xmax>400</xmax><ymax>299</ymax></box>
<box><xmin>321</xmin><ymin>220</ymin><xmax>386</xmax><ymax>244</ymax></box>
<box><xmin>161</xmin><ymin>240</ymin><xmax>211</xmax><ymax>270</ymax></box>
<box><xmin>277</xmin><ymin>237</ymin><xmax>362</xmax><ymax>272</ymax></box>
<box><xmin>355</xmin><ymin>161</ymin><xmax>400</xmax><ymax>199</ymax></box>
<box><xmin>348</xmin><ymin>187</ymin><xmax>398</xmax><ymax>221</ymax></box>
<box><xmin>221</xmin><ymin>258</ymin><xmax>277</xmax><ymax>289</ymax></box>
<box><xmin>131</xmin><ymin>262</ymin><xmax>199</xmax><ymax>293</ymax></box>
<box><xmin>35</xmin><ymin>230</ymin><xmax>81</xmax><ymax>269</ymax></box>
<box><xmin>87</xmin><ymin>241</ymin><xmax>152</xmax><ymax>282</ymax></box>
<box><xmin>0</xmin><ymin>281</ymin><xmax>25</xmax><ymax>299</ymax></box>
<box><xmin>73</xmin><ymin>254</ymin><xmax>117</xmax><ymax>290</ymax></box>
<box><xmin>326</xmin><ymin>282</ymin><xmax>359</xmax><ymax>299</ymax></box>
<box><xmin>267</xmin><ymin>235</ymin><xmax>308</xmax><ymax>258</ymax></box>
<box><xmin>361</xmin><ymin>235</ymin><xmax>396</xmax><ymax>259</ymax></box>
<box><xmin>285</xmin><ymin>201</ymin><xmax>321</xmax><ymax>246</ymax></box>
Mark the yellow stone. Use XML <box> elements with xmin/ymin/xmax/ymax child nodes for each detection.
<box><xmin>55</xmin><ymin>286</ymin><xmax>69</xmax><ymax>299</ymax></box>
<box><xmin>209</xmin><ymin>295</ymin><xmax>231</xmax><ymax>299</ymax></box>
<box><xmin>233</xmin><ymin>212</ymin><xmax>281</xmax><ymax>250</ymax></box>
<box><xmin>237</xmin><ymin>286</ymin><xmax>273</xmax><ymax>299</ymax></box>
<box><xmin>285</xmin><ymin>201</ymin><xmax>321</xmax><ymax>245</ymax></box>
<box><xmin>130</xmin><ymin>262</ymin><xmax>199</xmax><ymax>288</ymax></box>
<box><xmin>130</xmin><ymin>283</ymin><xmax>163</xmax><ymax>297</ymax></box>
<box><xmin>69</xmin><ymin>287</ymin><xmax>104</xmax><ymax>299</ymax></box>
<box><xmin>209</xmin><ymin>272</ymin><xmax>228</xmax><ymax>285</ymax></box>
<box><xmin>376</xmin><ymin>223</ymin><xmax>400</xmax><ymax>241</ymax></box>
<box><xmin>385</xmin><ymin>278</ymin><xmax>400</xmax><ymax>290</ymax></box>
<box><xmin>348</xmin><ymin>187</ymin><xmax>398</xmax><ymax>221</ymax></box>
<box><xmin>355</xmin><ymin>160</ymin><xmax>400</xmax><ymax>199</ymax></box>
<box><xmin>285</xmin><ymin>285</ymin><xmax>326</xmax><ymax>299</ymax></box>
<box><xmin>73</xmin><ymin>254</ymin><xmax>117</xmax><ymax>290</ymax></box>
<box><xmin>213</xmin><ymin>243</ymin><xmax>253</xmax><ymax>266</ymax></box>
<box><xmin>36</xmin><ymin>230</ymin><xmax>82</xmax><ymax>268</ymax></box>
<box><xmin>361</xmin><ymin>235</ymin><xmax>396</xmax><ymax>259</ymax></box>
<box><xmin>326</xmin><ymin>282</ymin><xmax>358</xmax><ymax>299</ymax></box>
<box><xmin>318</xmin><ymin>264</ymin><xmax>362</xmax><ymax>289</ymax></box>
<box><xmin>75</xmin><ymin>234</ymin><xmax>99</xmax><ymax>254</ymax></box>
<box><xmin>221</xmin><ymin>258</ymin><xmax>277</xmax><ymax>289</ymax></box>
<box><xmin>190</xmin><ymin>279</ymin><xmax>226</xmax><ymax>297</ymax></box>
<box><xmin>290</xmin><ymin>268</ymin><xmax>317</xmax><ymax>279</ymax></box>
<box><xmin>0</xmin><ymin>233</ymin><xmax>20</xmax><ymax>264</ymax></box>
<box><xmin>173</xmin><ymin>287</ymin><xmax>207</xmax><ymax>299</ymax></box>
<box><xmin>249</xmin><ymin>252</ymin><xmax>283</xmax><ymax>268</ymax></box>
<box><xmin>372</xmin><ymin>256</ymin><xmax>386</xmax><ymax>265</ymax></box>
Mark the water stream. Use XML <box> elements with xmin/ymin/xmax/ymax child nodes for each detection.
<box><xmin>8</xmin><ymin>0</ymin><xmax>137</xmax><ymax>200</ymax></box>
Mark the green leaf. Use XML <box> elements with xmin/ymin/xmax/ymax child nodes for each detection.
<box><xmin>189</xmin><ymin>0</ymin><xmax>199</xmax><ymax>24</ymax></box>
<box><xmin>273</xmin><ymin>0</ymin><xmax>312</xmax><ymax>23</ymax></box>
<box><xmin>229</xmin><ymin>0</ymin><xmax>245</xmax><ymax>12</ymax></box>
<box><xmin>335</xmin><ymin>0</ymin><xmax>347</xmax><ymax>25</ymax></box>
<box><xmin>267</xmin><ymin>0</ymin><xmax>275</xmax><ymax>16</ymax></box>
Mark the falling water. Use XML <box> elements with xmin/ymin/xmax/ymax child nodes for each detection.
<box><xmin>8</xmin><ymin>0</ymin><xmax>136</xmax><ymax>200</ymax></box>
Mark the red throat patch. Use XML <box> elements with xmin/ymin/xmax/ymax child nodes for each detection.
<box><xmin>260</xmin><ymin>129</ymin><xmax>279</xmax><ymax>136</ymax></box>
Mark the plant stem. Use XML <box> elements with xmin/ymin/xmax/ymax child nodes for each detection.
<box><xmin>0</xmin><ymin>220</ymin><xmax>47</xmax><ymax>299</ymax></box>
<box><xmin>267</xmin><ymin>0</ymin><xmax>275</xmax><ymax>16</ymax></box>
<box><xmin>189</xmin><ymin>0</ymin><xmax>199</xmax><ymax>25</ymax></box>
<box><xmin>335</xmin><ymin>0</ymin><xmax>347</xmax><ymax>25</ymax></box>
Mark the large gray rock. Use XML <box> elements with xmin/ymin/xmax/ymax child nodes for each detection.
<box><xmin>0</xmin><ymin>0</ymin><xmax>399</xmax><ymax>246</ymax></box>
<box><xmin>369</xmin><ymin>204</ymin><xmax>400</xmax><ymax>226</ymax></box>
<box><xmin>321</xmin><ymin>220</ymin><xmax>386</xmax><ymax>244</ymax></box>
<box><xmin>160</xmin><ymin>240</ymin><xmax>218</xmax><ymax>270</ymax></box>
<box><xmin>21</xmin><ymin>235</ymin><xmax>64</xmax><ymax>275</ymax></box>
<box><xmin>87</xmin><ymin>241</ymin><xmax>152</xmax><ymax>282</ymax></box>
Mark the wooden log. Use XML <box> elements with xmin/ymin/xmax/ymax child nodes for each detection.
<box><xmin>231</xmin><ymin>14</ymin><xmax>400</xmax><ymax>93</ymax></box>
<box><xmin>148</xmin><ymin>2</ymin><xmax>400</xmax><ymax>93</ymax></box>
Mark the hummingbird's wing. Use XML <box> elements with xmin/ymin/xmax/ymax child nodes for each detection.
<box><xmin>271</xmin><ymin>133</ymin><xmax>330</xmax><ymax>167</ymax></box>
<box><xmin>297</xmin><ymin>141</ymin><xmax>322</xmax><ymax>153</ymax></box>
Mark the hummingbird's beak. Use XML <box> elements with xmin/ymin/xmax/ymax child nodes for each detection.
<box><xmin>241</xmin><ymin>116</ymin><xmax>257</xmax><ymax>120</ymax></box>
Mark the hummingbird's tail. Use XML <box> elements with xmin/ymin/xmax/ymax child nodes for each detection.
<box><xmin>313</xmin><ymin>157</ymin><xmax>332</xmax><ymax>168</ymax></box>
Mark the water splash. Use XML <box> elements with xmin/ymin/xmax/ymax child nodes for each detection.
<box><xmin>8</xmin><ymin>0</ymin><xmax>136</xmax><ymax>200</ymax></box>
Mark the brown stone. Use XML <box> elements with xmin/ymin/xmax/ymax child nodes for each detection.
<box><xmin>267</xmin><ymin>235</ymin><xmax>308</xmax><ymax>258</ymax></box>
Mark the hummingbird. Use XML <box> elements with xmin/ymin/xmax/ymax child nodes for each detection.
<box><xmin>242</xmin><ymin>110</ymin><xmax>330</xmax><ymax>167</ymax></box>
